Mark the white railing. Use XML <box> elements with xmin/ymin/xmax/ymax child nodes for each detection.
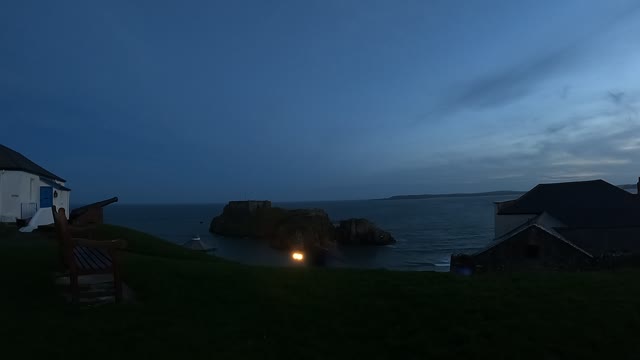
<box><xmin>20</xmin><ymin>202</ymin><xmax>38</xmax><ymax>219</ymax></box>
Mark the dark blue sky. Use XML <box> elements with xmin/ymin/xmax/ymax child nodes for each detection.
<box><xmin>2</xmin><ymin>1</ymin><xmax>640</xmax><ymax>203</ymax></box>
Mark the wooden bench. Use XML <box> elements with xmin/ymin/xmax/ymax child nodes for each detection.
<box><xmin>52</xmin><ymin>206</ymin><xmax>127</xmax><ymax>303</ymax></box>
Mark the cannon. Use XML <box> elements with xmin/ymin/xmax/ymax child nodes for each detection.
<box><xmin>69</xmin><ymin>196</ymin><xmax>118</xmax><ymax>225</ymax></box>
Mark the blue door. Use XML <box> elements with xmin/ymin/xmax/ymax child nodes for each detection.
<box><xmin>40</xmin><ymin>186</ymin><xmax>53</xmax><ymax>208</ymax></box>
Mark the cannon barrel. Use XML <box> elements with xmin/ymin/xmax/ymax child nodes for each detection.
<box><xmin>69</xmin><ymin>196</ymin><xmax>118</xmax><ymax>221</ymax></box>
<box><xmin>87</xmin><ymin>196</ymin><xmax>118</xmax><ymax>209</ymax></box>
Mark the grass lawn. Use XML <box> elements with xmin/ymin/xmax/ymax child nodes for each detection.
<box><xmin>2</xmin><ymin>223</ymin><xmax>640</xmax><ymax>359</ymax></box>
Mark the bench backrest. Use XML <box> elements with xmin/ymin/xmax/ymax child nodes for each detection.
<box><xmin>52</xmin><ymin>206</ymin><xmax>76</xmax><ymax>271</ymax></box>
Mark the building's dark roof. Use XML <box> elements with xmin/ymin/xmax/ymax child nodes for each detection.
<box><xmin>498</xmin><ymin>180</ymin><xmax>640</xmax><ymax>228</ymax></box>
<box><xmin>559</xmin><ymin>227</ymin><xmax>640</xmax><ymax>257</ymax></box>
<box><xmin>474</xmin><ymin>222</ymin><xmax>593</xmax><ymax>258</ymax></box>
<box><xmin>0</xmin><ymin>144</ymin><xmax>65</xmax><ymax>182</ymax></box>
<box><xmin>40</xmin><ymin>177</ymin><xmax>71</xmax><ymax>191</ymax></box>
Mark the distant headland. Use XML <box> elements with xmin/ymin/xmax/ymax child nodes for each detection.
<box><xmin>380</xmin><ymin>191</ymin><xmax>524</xmax><ymax>201</ymax></box>
<box><xmin>382</xmin><ymin>184</ymin><xmax>637</xmax><ymax>201</ymax></box>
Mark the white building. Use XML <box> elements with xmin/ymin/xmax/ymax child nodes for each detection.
<box><xmin>0</xmin><ymin>144</ymin><xmax>70</xmax><ymax>223</ymax></box>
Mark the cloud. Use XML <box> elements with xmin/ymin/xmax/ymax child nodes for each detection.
<box><xmin>604</xmin><ymin>90</ymin><xmax>639</xmax><ymax>124</ymax></box>
<box><xmin>542</xmin><ymin>172</ymin><xmax>607</xmax><ymax>181</ymax></box>
<box><xmin>549</xmin><ymin>156</ymin><xmax>630</xmax><ymax>167</ymax></box>
<box><xmin>378</xmin><ymin>95</ymin><xmax>640</xmax><ymax>193</ymax></box>
<box><xmin>618</xmin><ymin>138</ymin><xmax>640</xmax><ymax>151</ymax></box>
<box><xmin>424</xmin><ymin>5</ymin><xmax>640</xmax><ymax>120</ymax></box>
<box><xmin>512</xmin><ymin>111</ymin><xmax>640</xmax><ymax>177</ymax></box>
<box><xmin>544</xmin><ymin>123</ymin><xmax>568</xmax><ymax>135</ymax></box>
<box><xmin>422</xmin><ymin>55</ymin><xmax>565</xmax><ymax>120</ymax></box>
<box><xmin>488</xmin><ymin>173</ymin><xmax>524</xmax><ymax>180</ymax></box>
<box><xmin>412</xmin><ymin>47</ymin><xmax>579</xmax><ymax>125</ymax></box>
<box><xmin>450</xmin><ymin>47</ymin><xmax>576</xmax><ymax>110</ymax></box>
<box><xmin>608</xmin><ymin>91</ymin><xmax>625</xmax><ymax>105</ymax></box>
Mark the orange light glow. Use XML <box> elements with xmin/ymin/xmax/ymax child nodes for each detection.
<box><xmin>292</xmin><ymin>252</ymin><xmax>304</xmax><ymax>261</ymax></box>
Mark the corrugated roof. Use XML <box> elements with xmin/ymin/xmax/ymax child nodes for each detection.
<box><xmin>497</xmin><ymin>180</ymin><xmax>640</xmax><ymax>228</ymax></box>
<box><xmin>0</xmin><ymin>144</ymin><xmax>65</xmax><ymax>182</ymax></box>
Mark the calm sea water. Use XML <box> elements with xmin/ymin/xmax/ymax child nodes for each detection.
<box><xmin>103</xmin><ymin>195</ymin><xmax>520</xmax><ymax>271</ymax></box>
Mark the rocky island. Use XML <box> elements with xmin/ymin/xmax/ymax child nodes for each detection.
<box><xmin>210</xmin><ymin>201</ymin><xmax>395</xmax><ymax>253</ymax></box>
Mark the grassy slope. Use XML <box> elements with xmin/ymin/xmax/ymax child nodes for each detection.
<box><xmin>2</xmin><ymin>224</ymin><xmax>640</xmax><ymax>359</ymax></box>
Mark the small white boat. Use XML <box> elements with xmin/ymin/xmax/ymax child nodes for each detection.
<box><xmin>183</xmin><ymin>235</ymin><xmax>215</xmax><ymax>252</ymax></box>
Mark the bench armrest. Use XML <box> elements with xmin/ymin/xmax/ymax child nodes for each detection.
<box><xmin>73</xmin><ymin>238</ymin><xmax>127</xmax><ymax>249</ymax></box>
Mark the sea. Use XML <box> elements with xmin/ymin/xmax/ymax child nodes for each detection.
<box><xmin>102</xmin><ymin>194</ymin><xmax>520</xmax><ymax>271</ymax></box>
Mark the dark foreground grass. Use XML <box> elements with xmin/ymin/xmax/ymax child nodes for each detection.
<box><xmin>2</xmin><ymin>224</ymin><xmax>640</xmax><ymax>359</ymax></box>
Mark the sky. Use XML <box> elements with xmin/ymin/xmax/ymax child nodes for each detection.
<box><xmin>1</xmin><ymin>0</ymin><xmax>640</xmax><ymax>203</ymax></box>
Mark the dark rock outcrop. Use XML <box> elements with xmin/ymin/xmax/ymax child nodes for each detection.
<box><xmin>210</xmin><ymin>201</ymin><xmax>334</xmax><ymax>252</ymax></box>
<box><xmin>335</xmin><ymin>218</ymin><xmax>396</xmax><ymax>245</ymax></box>
<box><xmin>271</xmin><ymin>209</ymin><xmax>335</xmax><ymax>251</ymax></box>
<box><xmin>211</xmin><ymin>201</ymin><xmax>396</xmax><ymax>253</ymax></box>
<box><xmin>209</xmin><ymin>201</ymin><xmax>276</xmax><ymax>238</ymax></box>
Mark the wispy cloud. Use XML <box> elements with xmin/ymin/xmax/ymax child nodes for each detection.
<box><xmin>608</xmin><ymin>91</ymin><xmax>625</xmax><ymax>105</ymax></box>
<box><xmin>618</xmin><ymin>138</ymin><xmax>640</xmax><ymax>151</ymax></box>
<box><xmin>436</xmin><ymin>46</ymin><xmax>576</xmax><ymax>113</ymax></box>
<box><xmin>381</xmin><ymin>93</ymin><xmax>640</xmax><ymax>192</ymax></box>
<box><xmin>423</xmin><ymin>5</ymin><xmax>640</xmax><ymax>121</ymax></box>
<box><xmin>550</xmin><ymin>156</ymin><xmax>630</xmax><ymax>167</ymax></box>
<box><xmin>543</xmin><ymin>172</ymin><xmax>607</xmax><ymax>181</ymax></box>
<box><xmin>488</xmin><ymin>173</ymin><xmax>525</xmax><ymax>180</ymax></box>
<box><xmin>544</xmin><ymin>122</ymin><xmax>569</xmax><ymax>135</ymax></box>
